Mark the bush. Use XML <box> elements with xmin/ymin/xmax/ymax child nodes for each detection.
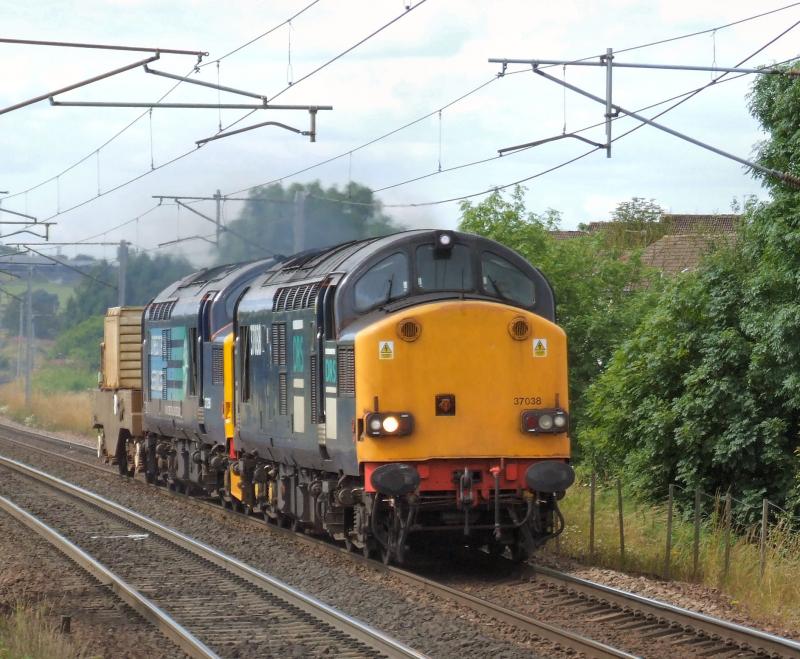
<box><xmin>50</xmin><ymin>315</ymin><xmax>103</xmax><ymax>370</ymax></box>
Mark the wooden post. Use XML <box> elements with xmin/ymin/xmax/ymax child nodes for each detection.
<box><xmin>760</xmin><ymin>498</ymin><xmax>768</xmax><ymax>579</ymax></box>
<box><xmin>722</xmin><ymin>490</ymin><xmax>732</xmax><ymax>583</ymax></box>
<box><xmin>617</xmin><ymin>478</ymin><xmax>625</xmax><ymax>567</ymax></box>
<box><xmin>692</xmin><ymin>487</ymin><xmax>701</xmax><ymax>581</ymax></box>
<box><xmin>589</xmin><ymin>471</ymin><xmax>596</xmax><ymax>560</ymax></box>
<box><xmin>664</xmin><ymin>484</ymin><xmax>674</xmax><ymax>580</ymax></box>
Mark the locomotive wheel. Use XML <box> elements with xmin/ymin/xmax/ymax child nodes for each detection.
<box><xmin>362</xmin><ymin>539</ymin><xmax>376</xmax><ymax>560</ymax></box>
<box><xmin>116</xmin><ymin>442</ymin><xmax>132</xmax><ymax>477</ymax></box>
<box><xmin>510</xmin><ymin>542</ymin><xmax>530</xmax><ymax>563</ymax></box>
<box><xmin>487</xmin><ymin>539</ymin><xmax>506</xmax><ymax>557</ymax></box>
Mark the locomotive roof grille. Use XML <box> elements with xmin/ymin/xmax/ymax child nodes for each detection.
<box><xmin>272</xmin><ymin>281</ymin><xmax>323</xmax><ymax>312</ymax></box>
<box><xmin>148</xmin><ymin>300</ymin><xmax>177</xmax><ymax>321</ymax></box>
<box><xmin>177</xmin><ymin>263</ymin><xmax>238</xmax><ymax>289</ymax></box>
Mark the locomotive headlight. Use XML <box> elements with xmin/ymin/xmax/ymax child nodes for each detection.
<box><xmin>520</xmin><ymin>409</ymin><xmax>569</xmax><ymax>434</ymax></box>
<box><xmin>365</xmin><ymin>412</ymin><xmax>414</xmax><ymax>437</ymax></box>
<box><xmin>382</xmin><ymin>416</ymin><xmax>400</xmax><ymax>433</ymax></box>
<box><xmin>538</xmin><ymin>414</ymin><xmax>554</xmax><ymax>431</ymax></box>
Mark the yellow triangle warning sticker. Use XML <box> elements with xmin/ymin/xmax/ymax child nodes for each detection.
<box><xmin>379</xmin><ymin>340</ymin><xmax>394</xmax><ymax>360</ymax></box>
<box><xmin>533</xmin><ymin>338</ymin><xmax>548</xmax><ymax>358</ymax></box>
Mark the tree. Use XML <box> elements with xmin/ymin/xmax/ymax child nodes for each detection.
<box><xmin>581</xmin><ymin>197</ymin><xmax>667</xmax><ymax>250</ymax></box>
<box><xmin>458</xmin><ymin>187</ymin><xmax>662</xmax><ymax>448</ymax></box>
<box><xmin>1</xmin><ymin>289</ymin><xmax>60</xmax><ymax>339</ymax></box>
<box><xmin>51</xmin><ymin>315</ymin><xmax>105</xmax><ymax>371</ymax></box>
<box><xmin>215</xmin><ymin>181</ymin><xmax>404</xmax><ymax>263</ymax></box>
<box><xmin>60</xmin><ymin>251</ymin><xmax>193</xmax><ymax>329</ymax></box>
<box><xmin>581</xmin><ymin>61</ymin><xmax>800</xmax><ymax>515</ymax></box>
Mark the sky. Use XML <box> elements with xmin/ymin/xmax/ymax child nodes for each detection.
<box><xmin>1</xmin><ymin>0</ymin><xmax>798</xmax><ymax>264</ymax></box>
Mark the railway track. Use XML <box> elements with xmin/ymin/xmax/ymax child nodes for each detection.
<box><xmin>519</xmin><ymin>564</ymin><xmax>800</xmax><ymax>659</ymax></box>
<box><xmin>0</xmin><ymin>451</ymin><xmax>423</xmax><ymax>659</ymax></box>
<box><xmin>2</xmin><ymin>423</ymin><xmax>799</xmax><ymax>658</ymax></box>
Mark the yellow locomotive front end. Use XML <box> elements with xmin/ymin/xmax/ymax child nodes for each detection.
<box><xmin>354</xmin><ymin>297</ymin><xmax>574</xmax><ymax>560</ymax></box>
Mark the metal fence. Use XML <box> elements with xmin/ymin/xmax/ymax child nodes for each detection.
<box><xmin>554</xmin><ymin>474</ymin><xmax>800</xmax><ymax>584</ymax></box>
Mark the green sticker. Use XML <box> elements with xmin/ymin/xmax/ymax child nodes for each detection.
<box><xmin>324</xmin><ymin>357</ymin><xmax>338</xmax><ymax>384</ymax></box>
<box><xmin>293</xmin><ymin>334</ymin><xmax>304</xmax><ymax>372</ymax></box>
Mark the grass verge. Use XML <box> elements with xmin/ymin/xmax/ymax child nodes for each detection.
<box><xmin>0</xmin><ymin>380</ymin><xmax>92</xmax><ymax>437</ymax></box>
<box><xmin>0</xmin><ymin>602</ymin><xmax>90</xmax><ymax>659</ymax></box>
<box><xmin>548</xmin><ymin>480</ymin><xmax>800</xmax><ymax>631</ymax></box>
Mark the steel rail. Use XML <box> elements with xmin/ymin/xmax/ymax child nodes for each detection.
<box><xmin>0</xmin><ymin>426</ymin><xmax>633</xmax><ymax>658</ymax></box>
<box><xmin>0</xmin><ymin>494</ymin><xmax>219</xmax><ymax>659</ymax></box>
<box><xmin>8</xmin><ymin>424</ymin><xmax>800</xmax><ymax>656</ymax></box>
<box><xmin>0</xmin><ymin>452</ymin><xmax>424</xmax><ymax>659</ymax></box>
<box><xmin>528</xmin><ymin>564</ymin><xmax>800</xmax><ymax>658</ymax></box>
<box><xmin>375</xmin><ymin>562</ymin><xmax>636</xmax><ymax>658</ymax></box>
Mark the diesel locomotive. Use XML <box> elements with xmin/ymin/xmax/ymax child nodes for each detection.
<box><xmin>93</xmin><ymin>229</ymin><xmax>575</xmax><ymax>563</ymax></box>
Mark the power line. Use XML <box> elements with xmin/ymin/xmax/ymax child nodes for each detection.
<box><xmin>200</xmin><ymin>0</ymin><xmax>323</xmax><ymax>66</ymax></box>
<box><xmin>600</xmin><ymin>21</ymin><xmax>800</xmax><ymax>184</ymax></box>
<box><xmin>222</xmin><ymin>1</ymin><xmax>800</xmax><ymax>200</ymax></box>
<box><xmin>0</xmin><ymin>285</ymin><xmax>23</xmax><ymax>302</ymax></box>
<box><xmin>2</xmin><ymin>63</ymin><xmax>198</xmax><ymax>203</ymax></box>
<box><xmin>6</xmin><ymin>0</ymin><xmax>796</xmax><ymax>234</ymax></box>
<box><xmin>37</xmin><ymin>144</ymin><xmax>204</xmax><ymax>223</ymax></box>
<box><xmin>73</xmin><ymin>203</ymin><xmax>162</xmax><ymax>244</ymax></box>
<box><xmin>274</xmin><ymin>66</ymin><xmax>783</xmax><ymax>207</ymax></box>
<box><xmin>302</xmin><ymin>49</ymin><xmax>799</xmax><ymax>210</ymax></box>
<box><xmin>24</xmin><ymin>246</ymin><xmax>117</xmax><ymax>289</ymax></box>
<box><xmin>614</xmin><ymin>1</ymin><xmax>800</xmax><ymax>56</ymax></box>
<box><xmin>218</xmin><ymin>0</ymin><xmax>431</xmax><ymax>135</ymax></box>
<box><xmin>1</xmin><ymin>2</ymin><xmax>334</xmax><ymax>227</ymax></box>
<box><xmin>2</xmin><ymin>2</ymin><xmax>318</xmax><ymax>204</ymax></box>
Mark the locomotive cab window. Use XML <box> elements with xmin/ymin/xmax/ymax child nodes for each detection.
<box><xmin>416</xmin><ymin>244</ymin><xmax>473</xmax><ymax>291</ymax></box>
<box><xmin>354</xmin><ymin>252</ymin><xmax>409</xmax><ymax>311</ymax></box>
<box><xmin>481</xmin><ymin>252</ymin><xmax>535</xmax><ymax>307</ymax></box>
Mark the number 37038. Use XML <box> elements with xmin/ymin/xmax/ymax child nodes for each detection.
<box><xmin>513</xmin><ymin>396</ymin><xmax>542</xmax><ymax>406</ymax></box>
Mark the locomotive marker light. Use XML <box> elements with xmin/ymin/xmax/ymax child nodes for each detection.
<box><xmin>365</xmin><ymin>412</ymin><xmax>413</xmax><ymax>437</ymax></box>
<box><xmin>521</xmin><ymin>409</ymin><xmax>568</xmax><ymax>434</ymax></box>
<box><xmin>434</xmin><ymin>230</ymin><xmax>455</xmax><ymax>256</ymax></box>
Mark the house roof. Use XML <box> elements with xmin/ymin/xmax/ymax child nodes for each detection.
<box><xmin>549</xmin><ymin>230</ymin><xmax>588</xmax><ymax>240</ymax></box>
<box><xmin>640</xmin><ymin>233</ymin><xmax>735</xmax><ymax>275</ymax></box>
<box><xmin>584</xmin><ymin>213</ymin><xmax>741</xmax><ymax>236</ymax></box>
<box><xmin>662</xmin><ymin>214</ymin><xmax>740</xmax><ymax>234</ymax></box>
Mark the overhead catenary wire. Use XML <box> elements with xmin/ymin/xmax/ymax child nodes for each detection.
<box><xmin>24</xmin><ymin>246</ymin><xmax>117</xmax><ymax>289</ymax></box>
<box><xmin>4</xmin><ymin>1</ymin><xmax>798</xmax><ymax>238</ymax></box>
<box><xmin>222</xmin><ymin>1</ymin><xmax>800</xmax><ymax>201</ymax></box>
<box><xmin>304</xmin><ymin>16</ymin><xmax>800</xmax><ymax>205</ymax></box>
<box><xmin>2</xmin><ymin>1</ymin><xmax>426</xmax><ymax>233</ymax></box>
<box><xmin>198</xmin><ymin>0</ymin><xmax>322</xmax><ymax>67</ymax></box>
<box><xmin>285</xmin><ymin>53</ymin><xmax>800</xmax><ymax>209</ymax></box>
<box><xmin>2</xmin><ymin>63</ymin><xmax>198</xmax><ymax>203</ymax></box>
<box><xmin>2</xmin><ymin>0</ymin><xmax>323</xmax><ymax>205</ymax></box>
<box><xmin>600</xmin><ymin>19</ymin><xmax>800</xmax><ymax>179</ymax></box>
<box><xmin>217</xmin><ymin>0</ymin><xmax>431</xmax><ymax>135</ymax></box>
